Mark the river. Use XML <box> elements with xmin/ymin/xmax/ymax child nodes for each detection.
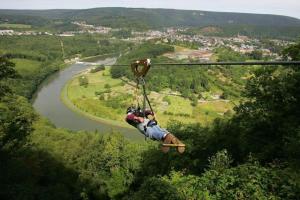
<box><xmin>32</xmin><ymin>57</ymin><xmax>143</xmax><ymax>141</ymax></box>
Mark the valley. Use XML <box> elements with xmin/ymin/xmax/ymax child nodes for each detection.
<box><xmin>1</xmin><ymin>6</ymin><xmax>300</xmax><ymax>200</ymax></box>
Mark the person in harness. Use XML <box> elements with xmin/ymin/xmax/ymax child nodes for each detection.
<box><xmin>126</xmin><ymin>58</ymin><xmax>185</xmax><ymax>153</ymax></box>
<box><xmin>125</xmin><ymin>106</ymin><xmax>169</xmax><ymax>141</ymax></box>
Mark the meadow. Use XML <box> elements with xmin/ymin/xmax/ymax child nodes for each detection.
<box><xmin>65</xmin><ymin>66</ymin><xmax>235</xmax><ymax>127</ymax></box>
<box><xmin>11</xmin><ymin>58</ymin><xmax>41</xmax><ymax>76</ymax></box>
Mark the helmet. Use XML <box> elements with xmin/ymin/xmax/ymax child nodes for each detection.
<box><xmin>126</xmin><ymin>106</ymin><xmax>136</xmax><ymax>114</ymax></box>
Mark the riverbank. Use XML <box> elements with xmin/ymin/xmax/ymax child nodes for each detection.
<box><xmin>30</xmin><ymin>53</ymin><xmax>121</xmax><ymax>103</ymax></box>
<box><xmin>61</xmin><ymin>77</ymin><xmax>134</xmax><ymax>129</ymax></box>
<box><xmin>80</xmin><ymin>53</ymin><xmax>120</xmax><ymax>62</ymax></box>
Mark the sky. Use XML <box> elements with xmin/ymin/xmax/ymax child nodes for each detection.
<box><xmin>0</xmin><ymin>0</ymin><xmax>299</xmax><ymax>19</ymax></box>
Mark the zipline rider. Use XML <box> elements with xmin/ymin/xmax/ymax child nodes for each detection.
<box><xmin>125</xmin><ymin>59</ymin><xmax>185</xmax><ymax>153</ymax></box>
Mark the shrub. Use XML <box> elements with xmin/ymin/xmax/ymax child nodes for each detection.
<box><xmin>90</xmin><ymin>65</ymin><xmax>105</xmax><ymax>73</ymax></box>
<box><xmin>162</xmin><ymin>96</ymin><xmax>171</xmax><ymax>105</ymax></box>
<box><xmin>78</xmin><ymin>76</ymin><xmax>88</xmax><ymax>87</ymax></box>
<box><xmin>104</xmin><ymin>83</ymin><xmax>111</xmax><ymax>89</ymax></box>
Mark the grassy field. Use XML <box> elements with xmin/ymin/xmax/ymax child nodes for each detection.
<box><xmin>61</xmin><ymin>79</ymin><xmax>132</xmax><ymax>128</ymax></box>
<box><xmin>11</xmin><ymin>58</ymin><xmax>42</xmax><ymax>77</ymax></box>
<box><xmin>67</xmin><ymin>67</ymin><xmax>127</xmax><ymax>122</ymax></box>
<box><xmin>64</xmin><ymin>66</ymin><xmax>235</xmax><ymax>127</ymax></box>
<box><xmin>0</xmin><ymin>23</ymin><xmax>32</xmax><ymax>29</ymax></box>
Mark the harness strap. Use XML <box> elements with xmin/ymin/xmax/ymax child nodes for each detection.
<box><xmin>130</xmin><ymin>58</ymin><xmax>158</xmax><ymax>139</ymax></box>
<box><xmin>140</xmin><ymin>77</ymin><xmax>156</xmax><ymax>123</ymax></box>
<box><xmin>134</xmin><ymin>78</ymin><xmax>140</xmax><ymax>108</ymax></box>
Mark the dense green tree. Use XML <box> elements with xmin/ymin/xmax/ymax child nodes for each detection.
<box><xmin>190</xmin><ymin>94</ymin><xmax>198</xmax><ymax>107</ymax></box>
<box><xmin>0</xmin><ymin>57</ymin><xmax>18</xmax><ymax>97</ymax></box>
<box><xmin>79</xmin><ymin>76</ymin><xmax>89</xmax><ymax>87</ymax></box>
<box><xmin>0</xmin><ymin>96</ymin><xmax>36</xmax><ymax>152</ymax></box>
<box><xmin>215</xmin><ymin>47</ymin><xmax>247</xmax><ymax>62</ymax></box>
<box><xmin>0</xmin><ymin>57</ymin><xmax>36</xmax><ymax>152</ymax></box>
<box><xmin>282</xmin><ymin>42</ymin><xmax>300</xmax><ymax>60</ymax></box>
<box><xmin>0</xmin><ymin>149</ymin><xmax>81</xmax><ymax>200</ymax></box>
<box><xmin>0</xmin><ymin>57</ymin><xmax>17</xmax><ymax>80</ymax></box>
<box><xmin>104</xmin><ymin>83</ymin><xmax>111</xmax><ymax>89</ymax></box>
<box><xmin>160</xmin><ymin>152</ymin><xmax>299</xmax><ymax>200</ymax></box>
<box><xmin>247</xmin><ymin>50</ymin><xmax>263</xmax><ymax>60</ymax></box>
<box><xmin>127</xmin><ymin>150</ymin><xmax>299</xmax><ymax>200</ymax></box>
<box><xmin>233</xmin><ymin>66</ymin><xmax>300</xmax><ymax>162</ymax></box>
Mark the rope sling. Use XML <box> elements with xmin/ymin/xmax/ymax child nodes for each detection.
<box><xmin>131</xmin><ymin>59</ymin><xmax>158</xmax><ymax>140</ymax></box>
<box><xmin>135</xmin><ymin>77</ymin><xmax>155</xmax><ymax>118</ymax></box>
<box><xmin>131</xmin><ymin>58</ymin><xmax>155</xmax><ymax>117</ymax></box>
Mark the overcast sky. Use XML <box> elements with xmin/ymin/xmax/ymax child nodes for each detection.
<box><xmin>1</xmin><ymin>0</ymin><xmax>299</xmax><ymax>19</ymax></box>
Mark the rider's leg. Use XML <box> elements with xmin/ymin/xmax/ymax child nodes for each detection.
<box><xmin>146</xmin><ymin>125</ymin><xmax>168</xmax><ymax>140</ymax></box>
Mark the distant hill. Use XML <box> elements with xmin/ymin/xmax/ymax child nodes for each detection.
<box><xmin>1</xmin><ymin>7</ymin><xmax>300</xmax><ymax>38</ymax></box>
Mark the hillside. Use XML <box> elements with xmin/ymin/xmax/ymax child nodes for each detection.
<box><xmin>1</xmin><ymin>6</ymin><xmax>300</xmax><ymax>199</ymax></box>
<box><xmin>1</xmin><ymin>42</ymin><xmax>300</xmax><ymax>199</ymax></box>
<box><xmin>1</xmin><ymin>7</ymin><xmax>300</xmax><ymax>38</ymax></box>
<box><xmin>1</xmin><ymin>7</ymin><xmax>300</xmax><ymax>27</ymax></box>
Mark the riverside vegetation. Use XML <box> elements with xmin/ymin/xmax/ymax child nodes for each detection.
<box><xmin>1</xmin><ymin>33</ymin><xmax>300</xmax><ymax>199</ymax></box>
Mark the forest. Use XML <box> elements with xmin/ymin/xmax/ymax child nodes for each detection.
<box><xmin>1</xmin><ymin>29</ymin><xmax>300</xmax><ymax>200</ymax></box>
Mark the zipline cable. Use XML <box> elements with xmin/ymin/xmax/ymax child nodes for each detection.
<box><xmin>113</xmin><ymin>61</ymin><xmax>300</xmax><ymax>67</ymax></box>
<box><xmin>140</xmin><ymin>77</ymin><xmax>154</xmax><ymax>115</ymax></box>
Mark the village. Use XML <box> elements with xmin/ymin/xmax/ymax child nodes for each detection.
<box><xmin>0</xmin><ymin>20</ymin><xmax>294</xmax><ymax>61</ymax></box>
